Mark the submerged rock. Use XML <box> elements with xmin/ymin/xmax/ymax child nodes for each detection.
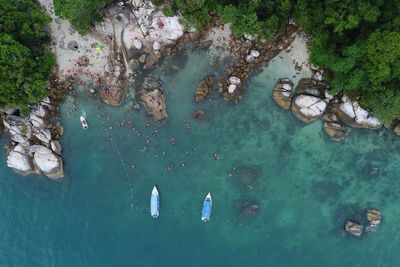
<box><xmin>345</xmin><ymin>221</ymin><xmax>363</xmax><ymax>237</ymax></box>
<box><xmin>323</xmin><ymin>122</ymin><xmax>348</xmax><ymax>142</ymax></box>
<box><xmin>235</xmin><ymin>200</ymin><xmax>260</xmax><ymax>217</ymax></box>
<box><xmin>228</xmin><ymin>164</ymin><xmax>261</xmax><ymax>190</ymax></box>
<box><xmin>273</xmin><ymin>78</ymin><xmax>293</xmax><ymax>110</ymax></box>
<box><xmin>192</xmin><ymin>109</ymin><xmax>207</xmax><ymax>120</ymax></box>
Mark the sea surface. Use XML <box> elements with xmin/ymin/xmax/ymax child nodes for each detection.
<box><xmin>0</xmin><ymin>49</ymin><xmax>400</xmax><ymax>267</ymax></box>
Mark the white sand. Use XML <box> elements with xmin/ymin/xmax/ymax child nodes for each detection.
<box><xmin>280</xmin><ymin>32</ymin><xmax>313</xmax><ymax>78</ymax></box>
<box><xmin>38</xmin><ymin>0</ymin><xmax>111</xmax><ymax>82</ymax></box>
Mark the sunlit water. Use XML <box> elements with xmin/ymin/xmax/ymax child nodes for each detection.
<box><xmin>0</xmin><ymin>49</ymin><xmax>400</xmax><ymax>267</ymax></box>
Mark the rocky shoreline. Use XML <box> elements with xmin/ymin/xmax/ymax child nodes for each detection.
<box><xmin>272</xmin><ymin>78</ymin><xmax>387</xmax><ymax>141</ymax></box>
<box><xmin>3</xmin><ymin>75</ymin><xmax>67</xmax><ymax>179</ymax></box>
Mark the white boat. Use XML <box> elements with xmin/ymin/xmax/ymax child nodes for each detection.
<box><xmin>201</xmin><ymin>192</ymin><xmax>212</xmax><ymax>222</ymax></box>
<box><xmin>80</xmin><ymin>116</ymin><xmax>88</xmax><ymax>129</ymax></box>
<box><xmin>150</xmin><ymin>186</ymin><xmax>160</xmax><ymax>218</ymax></box>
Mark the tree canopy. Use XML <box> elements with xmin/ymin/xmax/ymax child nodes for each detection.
<box><xmin>0</xmin><ymin>0</ymin><xmax>54</xmax><ymax>112</ymax></box>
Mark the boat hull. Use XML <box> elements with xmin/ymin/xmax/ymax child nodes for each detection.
<box><xmin>201</xmin><ymin>193</ymin><xmax>212</xmax><ymax>222</ymax></box>
<box><xmin>150</xmin><ymin>187</ymin><xmax>160</xmax><ymax>218</ymax></box>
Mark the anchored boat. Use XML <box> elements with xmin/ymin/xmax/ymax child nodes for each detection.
<box><xmin>80</xmin><ymin>116</ymin><xmax>89</xmax><ymax>129</ymax></box>
<box><xmin>150</xmin><ymin>186</ymin><xmax>160</xmax><ymax>218</ymax></box>
<box><xmin>201</xmin><ymin>192</ymin><xmax>212</xmax><ymax>222</ymax></box>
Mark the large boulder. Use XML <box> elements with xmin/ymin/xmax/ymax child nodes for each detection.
<box><xmin>292</xmin><ymin>95</ymin><xmax>327</xmax><ymax>123</ymax></box>
<box><xmin>345</xmin><ymin>221</ymin><xmax>363</xmax><ymax>237</ymax></box>
<box><xmin>6</xmin><ymin>145</ymin><xmax>35</xmax><ymax>175</ymax></box>
<box><xmin>30</xmin><ymin>114</ymin><xmax>47</xmax><ymax>129</ymax></box>
<box><xmin>336</xmin><ymin>96</ymin><xmax>382</xmax><ymax>129</ymax></box>
<box><xmin>273</xmin><ymin>78</ymin><xmax>293</xmax><ymax>110</ymax></box>
<box><xmin>291</xmin><ymin>79</ymin><xmax>328</xmax><ymax>123</ymax></box>
<box><xmin>194</xmin><ymin>75</ymin><xmax>214</xmax><ymax>103</ymax></box>
<box><xmin>30</xmin><ymin>145</ymin><xmax>64</xmax><ymax>179</ymax></box>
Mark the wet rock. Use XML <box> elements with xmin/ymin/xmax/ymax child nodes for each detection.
<box><xmin>323</xmin><ymin>122</ymin><xmax>348</xmax><ymax>141</ymax></box>
<box><xmin>139</xmin><ymin>54</ymin><xmax>147</xmax><ymax>63</ymax></box>
<box><xmin>138</xmin><ymin>76</ymin><xmax>168</xmax><ymax>122</ymax></box>
<box><xmin>194</xmin><ymin>75</ymin><xmax>214</xmax><ymax>103</ymax></box>
<box><xmin>272</xmin><ymin>78</ymin><xmax>293</xmax><ymax>110</ymax></box>
<box><xmin>366</xmin><ymin>209</ymin><xmax>381</xmax><ymax>226</ymax></box>
<box><xmin>345</xmin><ymin>221</ymin><xmax>363</xmax><ymax>236</ymax></box>
<box><xmin>30</xmin><ymin>145</ymin><xmax>64</xmax><ymax>179</ymax></box>
<box><xmin>394</xmin><ymin>124</ymin><xmax>400</xmax><ymax>136</ymax></box>
<box><xmin>6</xmin><ymin>145</ymin><xmax>35</xmax><ymax>175</ymax></box>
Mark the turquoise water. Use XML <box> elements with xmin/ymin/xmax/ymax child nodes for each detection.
<box><xmin>1</xmin><ymin>50</ymin><xmax>400</xmax><ymax>266</ymax></box>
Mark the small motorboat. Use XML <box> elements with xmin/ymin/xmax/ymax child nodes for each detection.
<box><xmin>80</xmin><ymin>115</ymin><xmax>88</xmax><ymax>129</ymax></box>
<box><xmin>150</xmin><ymin>186</ymin><xmax>160</xmax><ymax>218</ymax></box>
<box><xmin>201</xmin><ymin>192</ymin><xmax>212</xmax><ymax>222</ymax></box>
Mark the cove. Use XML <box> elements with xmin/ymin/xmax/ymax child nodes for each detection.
<box><xmin>0</xmin><ymin>49</ymin><xmax>399</xmax><ymax>267</ymax></box>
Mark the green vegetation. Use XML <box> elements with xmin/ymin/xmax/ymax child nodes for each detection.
<box><xmin>54</xmin><ymin>0</ymin><xmax>108</xmax><ymax>34</ymax></box>
<box><xmin>0</xmin><ymin>0</ymin><xmax>54</xmax><ymax>112</ymax></box>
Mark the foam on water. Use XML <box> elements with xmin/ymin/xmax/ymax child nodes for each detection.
<box><xmin>0</xmin><ymin>50</ymin><xmax>400</xmax><ymax>266</ymax></box>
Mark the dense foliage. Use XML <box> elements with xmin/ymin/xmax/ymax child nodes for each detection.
<box><xmin>0</xmin><ymin>0</ymin><xmax>54</xmax><ymax>112</ymax></box>
<box><xmin>54</xmin><ymin>0</ymin><xmax>108</xmax><ymax>34</ymax></box>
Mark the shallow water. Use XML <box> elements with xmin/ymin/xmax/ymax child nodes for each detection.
<box><xmin>1</xmin><ymin>50</ymin><xmax>400</xmax><ymax>267</ymax></box>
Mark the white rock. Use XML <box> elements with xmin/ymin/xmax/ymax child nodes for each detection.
<box><xmin>228</xmin><ymin>84</ymin><xmax>237</xmax><ymax>94</ymax></box>
<box><xmin>313</xmin><ymin>71</ymin><xmax>323</xmax><ymax>81</ymax></box>
<box><xmin>245</xmin><ymin>55</ymin><xmax>255</xmax><ymax>63</ymax></box>
<box><xmin>34</xmin><ymin>129</ymin><xmax>52</xmax><ymax>143</ymax></box>
<box><xmin>11</xmin><ymin>134</ymin><xmax>28</xmax><ymax>144</ymax></box>
<box><xmin>30</xmin><ymin>114</ymin><xmax>46</xmax><ymax>129</ymax></box>
<box><xmin>6</xmin><ymin>145</ymin><xmax>34</xmax><ymax>174</ymax></box>
<box><xmin>295</xmin><ymin>95</ymin><xmax>327</xmax><ymax>117</ymax></box>
<box><xmin>30</xmin><ymin>105</ymin><xmax>47</xmax><ymax>118</ymax></box>
<box><xmin>31</xmin><ymin>145</ymin><xmax>64</xmax><ymax>179</ymax></box>
<box><xmin>229</xmin><ymin>76</ymin><xmax>241</xmax><ymax>85</ymax></box>
<box><xmin>325</xmin><ymin>90</ymin><xmax>334</xmax><ymax>100</ymax></box>
<box><xmin>153</xmin><ymin>41</ymin><xmax>160</xmax><ymax>51</ymax></box>
<box><xmin>50</xmin><ymin>140</ymin><xmax>62</xmax><ymax>155</ymax></box>
<box><xmin>133</xmin><ymin>39</ymin><xmax>142</xmax><ymax>50</ymax></box>
<box><xmin>250</xmin><ymin>50</ymin><xmax>260</xmax><ymax>58</ymax></box>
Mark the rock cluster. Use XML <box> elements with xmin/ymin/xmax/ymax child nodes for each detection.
<box><xmin>272</xmin><ymin>77</ymin><xmax>382</xmax><ymax>141</ymax></box>
<box><xmin>218</xmin><ymin>25</ymin><xmax>298</xmax><ymax>104</ymax></box>
<box><xmin>4</xmin><ymin>97</ymin><xmax>64</xmax><ymax>179</ymax></box>
<box><xmin>344</xmin><ymin>209</ymin><xmax>382</xmax><ymax>237</ymax></box>
<box><xmin>194</xmin><ymin>75</ymin><xmax>215</xmax><ymax>103</ymax></box>
<box><xmin>138</xmin><ymin>76</ymin><xmax>168</xmax><ymax>122</ymax></box>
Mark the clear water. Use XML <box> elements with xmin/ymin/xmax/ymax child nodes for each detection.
<box><xmin>1</xmin><ymin>50</ymin><xmax>400</xmax><ymax>267</ymax></box>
